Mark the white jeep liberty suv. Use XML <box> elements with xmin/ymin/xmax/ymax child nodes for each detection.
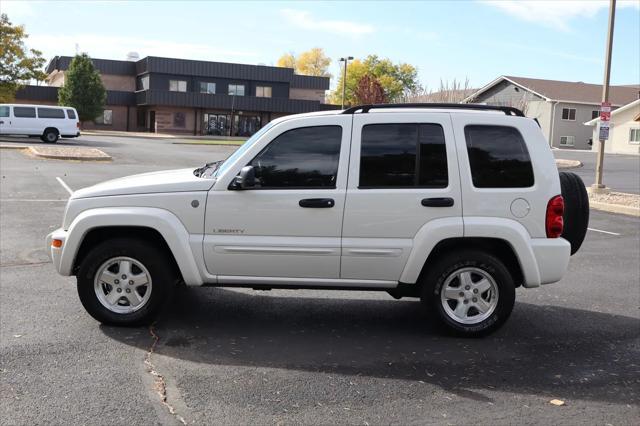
<box><xmin>47</xmin><ymin>104</ymin><xmax>589</xmax><ymax>336</ymax></box>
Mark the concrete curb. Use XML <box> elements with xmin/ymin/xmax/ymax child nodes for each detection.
<box><xmin>555</xmin><ymin>159</ymin><xmax>583</xmax><ymax>169</ymax></box>
<box><xmin>590</xmin><ymin>201</ymin><xmax>640</xmax><ymax>217</ymax></box>
<box><xmin>172</xmin><ymin>141</ymin><xmax>243</xmax><ymax>146</ymax></box>
<box><xmin>27</xmin><ymin>146</ymin><xmax>112</xmax><ymax>161</ymax></box>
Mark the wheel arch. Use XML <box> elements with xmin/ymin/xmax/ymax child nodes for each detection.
<box><xmin>61</xmin><ymin>207</ymin><xmax>203</xmax><ymax>285</ymax></box>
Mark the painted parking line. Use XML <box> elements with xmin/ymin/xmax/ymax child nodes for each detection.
<box><xmin>587</xmin><ymin>227</ymin><xmax>621</xmax><ymax>236</ymax></box>
<box><xmin>55</xmin><ymin>177</ymin><xmax>73</xmax><ymax>195</ymax></box>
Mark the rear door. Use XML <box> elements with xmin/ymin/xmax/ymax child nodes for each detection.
<box><xmin>341</xmin><ymin>112</ymin><xmax>462</xmax><ymax>281</ymax></box>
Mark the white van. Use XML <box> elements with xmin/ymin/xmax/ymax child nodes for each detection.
<box><xmin>0</xmin><ymin>104</ymin><xmax>80</xmax><ymax>143</ymax></box>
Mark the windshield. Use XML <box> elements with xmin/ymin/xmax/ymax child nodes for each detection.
<box><xmin>213</xmin><ymin>121</ymin><xmax>277</xmax><ymax>177</ymax></box>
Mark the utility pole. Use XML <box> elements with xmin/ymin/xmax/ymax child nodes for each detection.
<box><xmin>339</xmin><ymin>56</ymin><xmax>353</xmax><ymax>109</ymax></box>
<box><xmin>594</xmin><ymin>0</ymin><xmax>616</xmax><ymax>190</ymax></box>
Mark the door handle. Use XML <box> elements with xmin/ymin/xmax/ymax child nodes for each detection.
<box><xmin>299</xmin><ymin>198</ymin><xmax>335</xmax><ymax>208</ymax></box>
<box><xmin>421</xmin><ymin>197</ymin><xmax>454</xmax><ymax>207</ymax></box>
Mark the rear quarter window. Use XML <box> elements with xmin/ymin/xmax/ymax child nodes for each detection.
<box><xmin>66</xmin><ymin>109</ymin><xmax>77</xmax><ymax>119</ymax></box>
<box><xmin>464</xmin><ymin>125</ymin><xmax>534</xmax><ymax>188</ymax></box>
<box><xmin>0</xmin><ymin>106</ymin><xmax>9</xmax><ymax>117</ymax></box>
<box><xmin>38</xmin><ymin>108</ymin><xmax>66</xmax><ymax>119</ymax></box>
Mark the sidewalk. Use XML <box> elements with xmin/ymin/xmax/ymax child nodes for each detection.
<box><xmin>82</xmin><ymin>130</ymin><xmax>245</xmax><ymax>141</ymax></box>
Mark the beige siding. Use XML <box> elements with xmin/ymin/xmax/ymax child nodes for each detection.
<box><xmin>100</xmin><ymin>74</ymin><xmax>136</xmax><ymax>92</ymax></box>
<box><xmin>590</xmin><ymin>104</ymin><xmax>640</xmax><ymax>155</ymax></box>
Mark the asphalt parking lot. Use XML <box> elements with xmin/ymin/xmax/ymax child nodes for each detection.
<box><xmin>1</xmin><ymin>135</ymin><xmax>639</xmax><ymax>425</ymax></box>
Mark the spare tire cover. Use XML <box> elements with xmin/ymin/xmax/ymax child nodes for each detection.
<box><xmin>559</xmin><ymin>171</ymin><xmax>589</xmax><ymax>255</ymax></box>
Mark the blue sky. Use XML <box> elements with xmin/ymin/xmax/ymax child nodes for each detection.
<box><xmin>2</xmin><ymin>0</ymin><xmax>639</xmax><ymax>91</ymax></box>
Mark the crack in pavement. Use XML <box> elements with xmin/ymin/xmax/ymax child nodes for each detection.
<box><xmin>0</xmin><ymin>260</ymin><xmax>52</xmax><ymax>268</ymax></box>
<box><xmin>144</xmin><ymin>323</ymin><xmax>188</xmax><ymax>425</ymax></box>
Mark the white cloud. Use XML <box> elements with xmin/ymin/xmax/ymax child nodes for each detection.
<box><xmin>481</xmin><ymin>0</ymin><xmax>639</xmax><ymax>31</ymax></box>
<box><xmin>27</xmin><ymin>33</ymin><xmax>259</xmax><ymax>63</ymax></box>
<box><xmin>280</xmin><ymin>9</ymin><xmax>374</xmax><ymax>36</ymax></box>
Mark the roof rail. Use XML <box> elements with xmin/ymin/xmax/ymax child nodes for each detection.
<box><xmin>341</xmin><ymin>103</ymin><xmax>525</xmax><ymax>117</ymax></box>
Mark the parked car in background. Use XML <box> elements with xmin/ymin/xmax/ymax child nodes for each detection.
<box><xmin>0</xmin><ymin>104</ymin><xmax>80</xmax><ymax>143</ymax></box>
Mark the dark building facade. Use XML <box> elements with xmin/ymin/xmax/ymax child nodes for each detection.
<box><xmin>15</xmin><ymin>56</ymin><xmax>336</xmax><ymax>136</ymax></box>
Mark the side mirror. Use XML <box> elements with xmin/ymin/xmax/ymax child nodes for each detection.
<box><xmin>230</xmin><ymin>165</ymin><xmax>256</xmax><ymax>190</ymax></box>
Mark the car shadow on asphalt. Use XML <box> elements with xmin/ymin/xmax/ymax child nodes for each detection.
<box><xmin>101</xmin><ymin>287</ymin><xmax>640</xmax><ymax>405</ymax></box>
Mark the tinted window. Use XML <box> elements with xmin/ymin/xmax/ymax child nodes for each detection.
<box><xmin>66</xmin><ymin>109</ymin><xmax>76</xmax><ymax>119</ymax></box>
<box><xmin>464</xmin><ymin>125</ymin><xmax>534</xmax><ymax>188</ymax></box>
<box><xmin>38</xmin><ymin>108</ymin><xmax>65</xmax><ymax>119</ymax></box>
<box><xmin>249</xmin><ymin>126</ymin><xmax>342</xmax><ymax>188</ymax></box>
<box><xmin>360</xmin><ymin>123</ymin><xmax>448</xmax><ymax>188</ymax></box>
<box><xmin>0</xmin><ymin>106</ymin><xmax>9</xmax><ymax>117</ymax></box>
<box><xmin>14</xmin><ymin>107</ymin><xmax>36</xmax><ymax>118</ymax></box>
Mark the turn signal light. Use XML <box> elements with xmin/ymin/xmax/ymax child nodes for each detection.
<box><xmin>546</xmin><ymin>195</ymin><xmax>564</xmax><ymax>238</ymax></box>
<box><xmin>51</xmin><ymin>239</ymin><xmax>63</xmax><ymax>248</ymax></box>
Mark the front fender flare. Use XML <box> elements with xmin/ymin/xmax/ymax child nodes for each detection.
<box><xmin>60</xmin><ymin>207</ymin><xmax>203</xmax><ymax>286</ymax></box>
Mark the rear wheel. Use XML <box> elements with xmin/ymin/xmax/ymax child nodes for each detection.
<box><xmin>77</xmin><ymin>238</ymin><xmax>175</xmax><ymax>326</ymax></box>
<box><xmin>421</xmin><ymin>250</ymin><xmax>515</xmax><ymax>337</ymax></box>
<box><xmin>559</xmin><ymin>171</ymin><xmax>589</xmax><ymax>255</ymax></box>
<box><xmin>42</xmin><ymin>128</ymin><xmax>59</xmax><ymax>143</ymax></box>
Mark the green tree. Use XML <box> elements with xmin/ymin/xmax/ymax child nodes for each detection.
<box><xmin>276</xmin><ymin>48</ymin><xmax>332</xmax><ymax>77</ymax></box>
<box><xmin>58</xmin><ymin>53</ymin><xmax>106</xmax><ymax>123</ymax></box>
<box><xmin>0</xmin><ymin>13</ymin><xmax>47</xmax><ymax>102</ymax></box>
<box><xmin>330</xmin><ymin>55</ymin><xmax>419</xmax><ymax>106</ymax></box>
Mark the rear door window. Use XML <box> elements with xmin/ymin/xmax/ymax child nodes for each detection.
<box><xmin>0</xmin><ymin>106</ymin><xmax>9</xmax><ymax>117</ymax></box>
<box><xmin>38</xmin><ymin>108</ymin><xmax>66</xmax><ymax>119</ymax></box>
<box><xmin>66</xmin><ymin>109</ymin><xmax>77</xmax><ymax>119</ymax></box>
<box><xmin>360</xmin><ymin>123</ymin><xmax>448</xmax><ymax>188</ymax></box>
<box><xmin>464</xmin><ymin>125</ymin><xmax>534</xmax><ymax>188</ymax></box>
<box><xmin>13</xmin><ymin>107</ymin><xmax>36</xmax><ymax>118</ymax></box>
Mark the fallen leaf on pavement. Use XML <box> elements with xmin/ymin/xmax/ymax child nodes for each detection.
<box><xmin>550</xmin><ymin>399</ymin><xmax>566</xmax><ymax>406</ymax></box>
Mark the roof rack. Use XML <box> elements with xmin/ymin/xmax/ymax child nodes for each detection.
<box><xmin>341</xmin><ymin>103</ymin><xmax>525</xmax><ymax>117</ymax></box>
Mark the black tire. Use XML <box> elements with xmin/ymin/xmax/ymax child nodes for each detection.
<box><xmin>559</xmin><ymin>171</ymin><xmax>589</xmax><ymax>255</ymax></box>
<box><xmin>42</xmin><ymin>128</ymin><xmax>59</xmax><ymax>143</ymax></box>
<box><xmin>421</xmin><ymin>250</ymin><xmax>516</xmax><ymax>337</ymax></box>
<box><xmin>77</xmin><ymin>237</ymin><xmax>176</xmax><ymax>326</ymax></box>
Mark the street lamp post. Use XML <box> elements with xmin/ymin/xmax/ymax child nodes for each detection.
<box><xmin>339</xmin><ymin>56</ymin><xmax>354</xmax><ymax>109</ymax></box>
<box><xmin>229</xmin><ymin>89</ymin><xmax>236</xmax><ymax>137</ymax></box>
<box><xmin>594</xmin><ymin>0</ymin><xmax>616</xmax><ymax>190</ymax></box>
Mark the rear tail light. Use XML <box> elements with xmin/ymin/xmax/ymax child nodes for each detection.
<box><xmin>546</xmin><ymin>195</ymin><xmax>564</xmax><ymax>238</ymax></box>
<box><xmin>77</xmin><ymin>122</ymin><xmax>80</xmax><ymax>128</ymax></box>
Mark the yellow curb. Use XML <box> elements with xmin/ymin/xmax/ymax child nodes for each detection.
<box><xmin>0</xmin><ymin>144</ymin><xmax>29</xmax><ymax>150</ymax></box>
<box><xmin>27</xmin><ymin>146</ymin><xmax>112</xmax><ymax>161</ymax></box>
<box><xmin>590</xmin><ymin>201</ymin><xmax>640</xmax><ymax>217</ymax></box>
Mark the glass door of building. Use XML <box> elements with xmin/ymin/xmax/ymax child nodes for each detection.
<box><xmin>204</xmin><ymin>113</ymin><xmax>231</xmax><ymax>136</ymax></box>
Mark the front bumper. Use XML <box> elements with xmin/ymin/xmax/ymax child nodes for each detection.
<box><xmin>46</xmin><ymin>228</ymin><xmax>69</xmax><ymax>275</ymax></box>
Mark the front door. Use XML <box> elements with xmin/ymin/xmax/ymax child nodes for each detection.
<box><xmin>0</xmin><ymin>105</ymin><xmax>9</xmax><ymax>134</ymax></box>
<box><xmin>341</xmin><ymin>112</ymin><xmax>463</xmax><ymax>281</ymax></box>
<box><xmin>203</xmin><ymin>115</ymin><xmax>352</xmax><ymax>280</ymax></box>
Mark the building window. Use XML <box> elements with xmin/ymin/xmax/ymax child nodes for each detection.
<box><xmin>561</xmin><ymin>108</ymin><xmax>576</xmax><ymax>121</ymax></box>
<box><xmin>199</xmin><ymin>82</ymin><xmax>216</xmax><ymax>94</ymax></box>
<box><xmin>94</xmin><ymin>110</ymin><xmax>113</xmax><ymax>125</ymax></box>
<box><xmin>228</xmin><ymin>84</ymin><xmax>245</xmax><ymax>96</ymax></box>
<box><xmin>360</xmin><ymin>123</ymin><xmax>448</xmax><ymax>188</ymax></box>
<box><xmin>169</xmin><ymin>80</ymin><xmax>187</xmax><ymax>92</ymax></box>
<box><xmin>592</xmin><ymin>110</ymin><xmax>600</xmax><ymax>120</ymax></box>
<box><xmin>464</xmin><ymin>125</ymin><xmax>534</xmax><ymax>188</ymax></box>
<box><xmin>630</xmin><ymin>129</ymin><xmax>640</xmax><ymax>144</ymax></box>
<box><xmin>174</xmin><ymin>112</ymin><xmax>186</xmax><ymax>128</ymax></box>
<box><xmin>139</xmin><ymin>75</ymin><xmax>150</xmax><ymax>91</ymax></box>
<box><xmin>256</xmin><ymin>86</ymin><xmax>272</xmax><ymax>98</ymax></box>
<box><xmin>559</xmin><ymin>136</ymin><xmax>575</xmax><ymax>147</ymax></box>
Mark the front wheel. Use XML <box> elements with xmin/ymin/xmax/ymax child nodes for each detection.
<box><xmin>421</xmin><ymin>250</ymin><xmax>515</xmax><ymax>337</ymax></box>
<box><xmin>77</xmin><ymin>238</ymin><xmax>176</xmax><ymax>326</ymax></box>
